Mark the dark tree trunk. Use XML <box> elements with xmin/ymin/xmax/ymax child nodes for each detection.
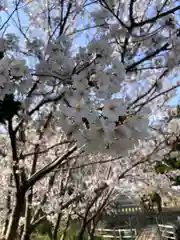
<box><xmin>77</xmin><ymin>222</ymin><xmax>87</xmax><ymax>240</ymax></box>
<box><xmin>5</xmin><ymin>191</ymin><xmax>25</xmax><ymax>240</ymax></box>
<box><xmin>53</xmin><ymin>213</ymin><xmax>61</xmax><ymax>240</ymax></box>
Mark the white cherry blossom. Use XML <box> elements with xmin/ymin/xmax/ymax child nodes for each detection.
<box><xmin>0</xmin><ymin>0</ymin><xmax>179</xmax><ymax>239</ymax></box>
<box><xmin>10</xmin><ymin>60</ymin><xmax>29</xmax><ymax>78</ymax></box>
<box><xmin>102</xmin><ymin>99</ymin><xmax>126</xmax><ymax>121</ymax></box>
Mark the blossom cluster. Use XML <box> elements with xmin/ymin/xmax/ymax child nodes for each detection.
<box><xmin>0</xmin><ymin>0</ymin><xmax>180</xmax><ymax>239</ymax></box>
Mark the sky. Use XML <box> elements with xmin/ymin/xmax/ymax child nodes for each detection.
<box><xmin>0</xmin><ymin>0</ymin><xmax>96</xmax><ymax>66</ymax></box>
<box><xmin>0</xmin><ymin>0</ymin><xmax>180</xmax><ymax>107</ymax></box>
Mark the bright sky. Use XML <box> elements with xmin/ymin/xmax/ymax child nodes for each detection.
<box><xmin>1</xmin><ymin>0</ymin><xmax>180</xmax><ymax>107</ymax></box>
<box><xmin>0</xmin><ymin>0</ymin><xmax>97</xmax><ymax>65</ymax></box>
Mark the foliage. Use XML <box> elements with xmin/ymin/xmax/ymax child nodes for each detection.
<box><xmin>154</xmin><ymin>105</ymin><xmax>180</xmax><ymax>186</ymax></box>
<box><xmin>34</xmin><ymin>222</ymin><xmax>90</xmax><ymax>240</ymax></box>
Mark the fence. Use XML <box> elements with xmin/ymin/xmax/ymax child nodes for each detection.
<box><xmin>118</xmin><ymin>206</ymin><xmax>180</xmax><ymax>216</ymax></box>
<box><xmin>158</xmin><ymin>224</ymin><xmax>176</xmax><ymax>239</ymax></box>
<box><xmin>95</xmin><ymin>228</ymin><xmax>137</xmax><ymax>239</ymax></box>
<box><xmin>95</xmin><ymin>226</ymin><xmax>177</xmax><ymax>239</ymax></box>
<box><xmin>119</xmin><ymin>207</ymin><xmax>142</xmax><ymax>215</ymax></box>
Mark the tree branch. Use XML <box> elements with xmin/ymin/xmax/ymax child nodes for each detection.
<box><xmin>25</xmin><ymin>145</ymin><xmax>77</xmax><ymax>190</ymax></box>
<box><xmin>8</xmin><ymin>119</ymin><xmax>20</xmax><ymax>191</ymax></box>
<box><xmin>134</xmin><ymin>5</ymin><xmax>180</xmax><ymax>27</ymax></box>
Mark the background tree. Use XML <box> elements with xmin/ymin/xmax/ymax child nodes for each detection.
<box><xmin>0</xmin><ymin>0</ymin><xmax>180</xmax><ymax>240</ymax></box>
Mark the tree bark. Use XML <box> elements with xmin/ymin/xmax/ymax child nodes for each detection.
<box><xmin>20</xmin><ymin>198</ymin><xmax>32</xmax><ymax>240</ymax></box>
<box><xmin>5</xmin><ymin>190</ymin><xmax>25</xmax><ymax>240</ymax></box>
<box><xmin>53</xmin><ymin>213</ymin><xmax>61</xmax><ymax>240</ymax></box>
<box><xmin>77</xmin><ymin>222</ymin><xmax>87</xmax><ymax>240</ymax></box>
<box><xmin>61</xmin><ymin>213</ymin><xmax>71</xmax><ymax>240</ymax></box>
<box><xmin>87</xmin><ymin>221</ymin><xmax>96</xmax><ymax>240</ymax></box>
<box><xmin>77</xmin><ymin>229</ymin><xmax>86</xmax><ymax>240</ymax></box>
<box><xmin>2</xmin><ymin>174</ymin><xmax>13</xmax><ymax>237</ymax></box>
<box><xmin>20</xmin><ymin>228</ymin><xmax>31</xmax><ymax>240</ymax></box>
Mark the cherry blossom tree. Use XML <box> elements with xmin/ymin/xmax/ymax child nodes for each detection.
<box><xmin>0</xmin><ymin>0</ymin><xmax>179</xmax><ymax>240</ymax></box>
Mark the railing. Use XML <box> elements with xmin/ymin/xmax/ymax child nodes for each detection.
<box><xmin>158</xmin><ymin>224</ymin><xmax>176</xmax><ymax>239</ymax></box>
<box><xmin>95</xmin><ymin>228</ymin><xmax>137</xmax><ymax>239</ymax></box>
<box><xmin>119</xmin><ymin>207</ymin><xmax>142</xmax><ymax>214</ymax></box>
<box><xmin>95</xmin><ymin>225</ymin><xmax>178</xmax><ymax>239</ymax></box>
<box><xmin>118</xmin><ymin>206</ymin><xmax>180</xmax><ymax>216</ymax></box>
